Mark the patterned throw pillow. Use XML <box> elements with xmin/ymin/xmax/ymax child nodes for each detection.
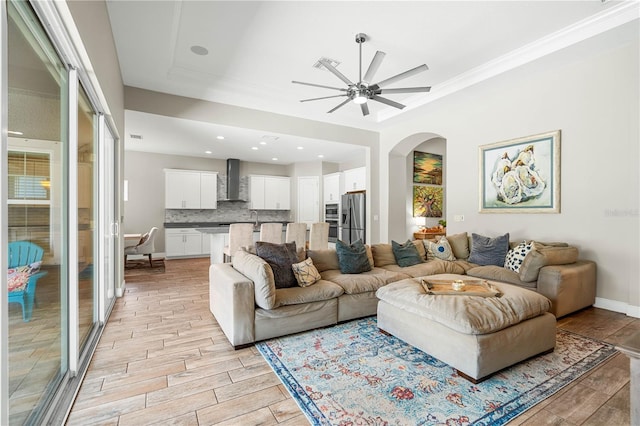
<box><xmin>291</xmin><ymin>257</ymin><xmax>322</xmax><ymax>287</ymax></box>
<box><xmin>505</xmin><ymin>240</ymin><xmax>534</xmax><ymax>273</ymax></box>
<box><xmin>425</xmin><ymin>236</ymin><xmax>456</xmax><ymax>261</ymax></box>
<box><xmin>255</xmin><ymin>241</ymin><xmax>299</xmax><ymax>289</ymax></box>
<box><xmin>391</xmin><ymin>240</ymin><xmax>424</xmax><ymax>267</ymax></box>
<box><xmin>8</xmin><ymin>266</ymin><xmax>30</xmax><ymax>292</ymax></box>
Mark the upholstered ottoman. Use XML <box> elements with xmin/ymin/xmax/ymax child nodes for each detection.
<box><xmin>376</xmin><ymin>273</ymin><xmax>556</xmax><ymax>383</ymax></box>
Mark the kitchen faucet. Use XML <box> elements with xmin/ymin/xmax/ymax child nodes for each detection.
<box><xmin>250</xmin><ymin>210</ymin><xmax>259</xmax><ymax>227</ymax></box>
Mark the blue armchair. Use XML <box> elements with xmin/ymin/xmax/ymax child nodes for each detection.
<box><xmin>8</xmin><ymin>241</ymin><xmax>48</xmax><ymax>322</ymax></box>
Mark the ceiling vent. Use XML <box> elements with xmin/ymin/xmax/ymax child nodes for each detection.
<box><xmin>313</xmin><ymin>57</ymin><xmax>340</xmax><ymax>70</ymax></box>
<box><xmin>130</xmin><ymin>134</ymin><xmax>143</xmax><ymax>140</ymax></box>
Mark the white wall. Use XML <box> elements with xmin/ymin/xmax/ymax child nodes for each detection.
<box><xmin>379</xmin><ymin>22</ymin><xmax>639</xmax><ymax>314</ymax></box>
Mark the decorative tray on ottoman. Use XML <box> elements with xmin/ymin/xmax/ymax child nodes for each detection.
<box><xmin>420</xmin><ymin>278</ymin><xmax>501</xmax><ymax>297</ymax></box>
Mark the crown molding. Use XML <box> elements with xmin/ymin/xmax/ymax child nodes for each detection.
<box><xmin>378</xmin><ymin>1</ymin><xmax>640</xmax><ymax>122</ymax></box>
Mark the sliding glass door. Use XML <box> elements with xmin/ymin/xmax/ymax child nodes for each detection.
<box><xmin>3</xmin><ymin>0</ymin><xmax>120</xmax><ymax>422</ymax></box>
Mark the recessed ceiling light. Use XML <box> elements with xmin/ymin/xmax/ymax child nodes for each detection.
<box><xmin>259</xmin><ymin>141</ymin><xmax>267</xmax><ymax>145</ymax></box>
<box><xmin>251</xmin><ymin>147</ymin><xmax>258</xmax><ymax>150</ymax></box>
<box><xmin>297</xmin><ymin>146</ymin><xmax>304</xmax><ymax>150</ymax></box>
<box><xmin>8</xmin><ymin>130</ymin><xmax>23</xmax><ymax>136</ymax></box>
<box><xmin>190</xmin><ymin>45</ymin><xmax>209</xmax><ymax>56</ymax></box>
<box><xmin>216</xmin><ymin>135</ymin><xmax>225</xmax><ymax>140</ymax></box>
<box><xmin>272</xmin><ymin>157</ymin><xmax>278</xmax><ymax>161</ymax></box>
<box><xmin>205</xmin><ymin>150</ymin><xmax>212</xmax><ymax>154</ymax></box>
<box><xmin>318</xmin><ymin>154</ymin><xmax>324</xmax><ymax>158</ymax></box>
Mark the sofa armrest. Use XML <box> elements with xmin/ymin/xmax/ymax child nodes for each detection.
<box><xmin>209</xmin><ymin>263</ymin><xmax>256</xmax><ymax>348</ymax></box>
<box><xmin>536</xmin><ymin>260</ymin><xmax>596</xmax><ymax>318</ymax></box>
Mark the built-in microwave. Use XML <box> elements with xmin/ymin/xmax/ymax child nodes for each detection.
<box><xmin>325</xmin><ymin>203</ymin><xmax>339</xmax><ymax>220</ymax></box>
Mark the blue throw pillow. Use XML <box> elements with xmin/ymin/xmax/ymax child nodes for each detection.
<box><xmin>335</xmin><ymin>239</ymin><xmax>372</xmax><ymax>274</ymax></box>
<box><xmin>468</xmin><ymin>233</ymin><xmax>510</xmax><ymax>266</ymax></box>
<box><xmin>391</xmin><ymin>240</ymin><xmax>424</xmax><ymax>267</ymax></box>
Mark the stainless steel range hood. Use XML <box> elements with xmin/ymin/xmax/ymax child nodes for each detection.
<box><xmin>224</xmin><ymin>158</ymin><xmax>243</xmax><ymax>201</ymax></box>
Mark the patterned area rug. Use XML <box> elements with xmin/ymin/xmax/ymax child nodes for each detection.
<box><xmin>257</xmin><ymin>317</ymin><xmax>617</xmax><ymax>426</ymax></box>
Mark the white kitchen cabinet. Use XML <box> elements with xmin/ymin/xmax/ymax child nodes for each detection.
<box><xmin>165</xmin><ymin>169</ymin><xmax>217</xmax><ymax>209</ymax></box>
<box><xmin>249</xmin><ymin>175</ymin><xmax>290</xmax><ymax>210</ymax></box>
<box><xmin>165</xmin><ymin>228</ymin><xmax>204</xmax><ymax>258</ymax></box>
<box><xmin>343</xmin><ymin>167</ymin><xmax>366</xmax><ymax>192</ymax></box>
<box><xmin>323</xmin><ymin>172</ymin><xmax>341</xmax><ymax>204</ymax></box>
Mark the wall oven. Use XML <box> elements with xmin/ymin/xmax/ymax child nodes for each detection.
<box><xmin>325</xmin><ymin>203</ymin><xmax>339</xmax><ymax>243</ymax></box>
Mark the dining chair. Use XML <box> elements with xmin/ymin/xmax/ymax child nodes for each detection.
<box><xmin>285</xmin><ymin>222</ymin><xmax>308</xmax><ymax>251</ymax></box>
<box><xmin>124</xmin><ymin>226</ymin><xmax>159</xmax><ymax>267</ymax></box>
<box><xmin>223</xmin><ymin>223</ymin><xmax>255</xmax><ymax>262</ymax></box>
<box><xmin>259</xmin><ymin>223</ymin><xmax>283</xmax><ymax>244</ymax></box>
<box><xmin>308</xmin><ymin>222</ymin><xmax>330</xmax><ymax>250</ymax></box>
<box><xmin>8</xmin><ymin>241</ymin><xmax>48</xmax><ymax>322</ymax></box>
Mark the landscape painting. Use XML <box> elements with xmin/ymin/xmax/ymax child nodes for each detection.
<box><xmin>413</xmin><ymin>152</ymin><xmax>443</xmax><ymax>185</ymax></box>
<box><xmin>413</xmin><ymin>186</ymin><xmax>443</xmax><ymax>218</ymax></box>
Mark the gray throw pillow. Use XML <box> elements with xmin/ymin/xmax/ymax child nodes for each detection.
<box><xmin>255</xmin><ymin>241</ymin><xmax>299</xmax><ymax>288</ymax></box>
<box><xmin>391</xmin><ymin>239</ymin><xmax>424</xmax><ymax>267</ymax></box>
<box><xmin>335</xmin><ymin>239</ymin><xmax>372</xmax><ymax>274</ymax></box>
<box><xmin>468</xmin><ymin>233</ymin><xmax>510</xmax><ymax>266</ymax></box>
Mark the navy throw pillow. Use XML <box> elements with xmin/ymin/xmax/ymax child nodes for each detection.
<box><xmin>391</xmin><ymin>239</ymin><xmax>424</xmax><ymax>267</ymax></box>
<box><xmin>468</xmin><ymin>233</ymin><xmax>510</xmax><ymax>266</ymax></box>
<box><xmin>335</xmin><ymin>239</ymin><xmax>372</xmax><ymax>274</ymax></box>
<box><xmin>255</xmin><ymin>241</ymin><xmax>299</xmax><ymax>288</ymax></box>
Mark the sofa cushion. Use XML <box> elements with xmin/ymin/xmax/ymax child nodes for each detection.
<box><xmin>424</xmin><ymin>237</ymin><xmax>456</xmax><ymax>261</ymax></box>
<box><xmin>291</xmin><ymin>257</ymin><xmax>321</xmax><ymax>287</ymax></box>
<box><xmin>232</xmin><ymin>250</ymin><xmax>277</xmax><ymax>310</ymax></box>
<box><xmin>371</xmin><ymin>244</ymin><xmax>396</xmax><ymax>267</ymax></box>
<box><xmin>466</xmin><ymin>265</ymin><xmax>537</xmax><ymax>289</ymax></box>
<box><xmin>392</xmin><ymin>240</ymin><xmax>424</xmax><ymax>267</ymax></box>
<box><xmin>468</xmin><ymin>233</ymin><xmax>510</xmax><ymax>266</ymax></box>
<box><xmin>380</xmin><ymin>259</ymin><xmax>465</xmax><ymax>277</ymax></box>
<box><xmin>504</xmin><ymin>240</ymin><xmax>534</xmax><ymax>273</ymax></box>
<box><xmin>255</xmin><ymin>241</ymin><xmax>300</xmax><ymax>289</ymax></box>
<box><xmin>307</xmin><ymin>249</ymin><xmax>341</xmax><ymax>272</ymax></box>
<box><xmin>275</xmin><ymin>280</ymin><xmax>344</xmax><ymax>306</ymax></box>
<box><xmin>321</xmin><ymin>267</ymin><xmax>409</xmax><ymax>294</ymax></box>
<box><xmin>335</xmin><ymin>239</ymin><xmax>372</xmax><ymax>274</ymax></box>
<box><xmin>446</xmin><ymin>232</ymin><xmax>470</xmax><ymax>260</ymax></box>
<box><xmin>518</xmin><ymin>243</ymin><xmax>579</xmax><ymax>282</ymax></box>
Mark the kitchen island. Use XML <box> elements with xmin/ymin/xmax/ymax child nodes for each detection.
<box><xmin>197</xmin><ymin>223</ymin><xmax>288</xmax><ymax>264</ymax></box>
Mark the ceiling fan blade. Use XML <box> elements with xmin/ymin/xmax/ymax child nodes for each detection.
<box><xmin>300</xmin><ymin>94</ymin><xmax>348</xmax><ymax>103</ymax></box>
<box><xmin>373</xmin><ymin>64</ymin><xmax>429</xmax><ymax>88</ymax></box>
<box><xmin>377</xmin><ymin>87</ymin><xmax>431</xmax><ymax>94</ymax></box>
<box><xmin>328</xmin><ymin>98</ymin><xmax>352</xmax><ymax>113</ymax></box>
<box><xmin>292</xmin><ymin>80</ymin><xmax>347</xmax><ymax>91</ymax></box>
<box><xmin>319</xmin><ymin>59</ymin><xmax>355</xmax><ymax>86</ymax></box>
<box><xmin>363</xmin><ymin>51</ymin><xmax>386</xmax><ymax>83</ymax></box>
<box><xmin>360</xmin><ymin>103</ymin><xmax>370</xmax><ymax>116</ymax></box>
<box><xmin>371</xmin><ymin>95</ymin><xmax>405</xmax><ymax>109</ymax></box>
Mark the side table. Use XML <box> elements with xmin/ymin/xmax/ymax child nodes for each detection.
<box><xmin>413</xmin><ymin>231</ymin><xmax>446</xmax><ymax>241</ymax></box>
<box><xmin>615</xmin><ymin>331</ymin><xmax>640</xmax><ymax>426</ymax></box>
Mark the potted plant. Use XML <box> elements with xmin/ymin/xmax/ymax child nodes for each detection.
<box><xmin>438</xmin><ymin>219</ymin><xmax>446</xmax><ymax>230</ymax></box>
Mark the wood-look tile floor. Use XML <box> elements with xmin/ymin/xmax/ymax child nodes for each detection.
<box><xmin>67</xmin><ymin>258</ymin><xmax>639</xmax><ymax>425</ymax></box>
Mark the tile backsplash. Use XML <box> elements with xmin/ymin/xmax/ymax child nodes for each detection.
<box><xmin>165</xmin><ymin>204</ymin><xmax>291</xmax><ymax>224</ymax></box>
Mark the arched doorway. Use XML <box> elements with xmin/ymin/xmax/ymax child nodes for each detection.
<box><xmin>388</xmin><ymin>132</ymin><xmax>446</xmax><ymax>242</ymax></box>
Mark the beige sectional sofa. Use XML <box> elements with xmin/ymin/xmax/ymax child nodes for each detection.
<box><xmin>208</xmin><ymin>235</ymin><xmax>596</xmax><ymax>348</ymax></box>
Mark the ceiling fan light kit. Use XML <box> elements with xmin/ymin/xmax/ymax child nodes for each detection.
<box><xmin>293</xmin><ymin>33</ymin><xmax>431</xmax><ymax>116</ymax></box>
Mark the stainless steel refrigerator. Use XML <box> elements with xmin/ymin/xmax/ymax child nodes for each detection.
<box><xmin>341</xmin><ymin>192</ymin><xmax>366</xmax><ymax>244</ymax></box>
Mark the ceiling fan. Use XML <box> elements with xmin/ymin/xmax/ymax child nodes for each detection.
<box><xmin>292</xmin><ymin>33</ymin><xmax>431</xmax><ymax>116</ymax></box>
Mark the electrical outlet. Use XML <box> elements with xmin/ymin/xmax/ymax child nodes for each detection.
<box><xmin>454</xmin><ymin>215</ymin><xmax>465</xmax><ymax>222</ymax></box>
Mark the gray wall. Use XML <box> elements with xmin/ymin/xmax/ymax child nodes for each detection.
<box><xmin>379</xmin><ymin>21</ymin><xmax>639</xmax><ymax>314</ymax></box>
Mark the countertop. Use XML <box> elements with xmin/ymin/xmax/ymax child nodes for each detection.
<box><xmin>164</xmin><ymin>221</ymin><xmax>290</xmax><ymax>229</ymax></box>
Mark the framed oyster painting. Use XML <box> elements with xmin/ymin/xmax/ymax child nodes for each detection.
<box><xmin>479</xmin><ymin>130</ymin><xmax>560</xmax><ymax>213</ymax></box>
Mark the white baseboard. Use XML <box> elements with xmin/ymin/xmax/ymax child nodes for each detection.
<box><xmin>116</xmin><ymin>280</ymin><xmax>125</xmax><ymax>298</ymax></box>
<box><xmin>594</xmin><ymin>297</ymin><xmax>640</xmax><ymax>318</ymax></box>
